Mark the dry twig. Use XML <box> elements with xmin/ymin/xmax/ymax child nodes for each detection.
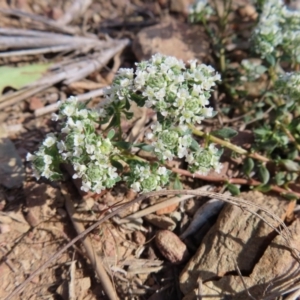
<box><xmin>64</xmin><ymin>189</ymin><xmax>119</xmax><ymax>300</ymax></box>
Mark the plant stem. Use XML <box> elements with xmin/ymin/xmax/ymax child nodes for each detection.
<box><xmin>276</xmin><ymin>121</ymin><xmax>300</xmax><ymax>152</ymax></box>
<box><xmin>171</xmin><ymin>167</ymin><xmax>300</xmax><ymax>198</ymax></box>
<box><xmin>189</xmin><ymin>125</ymin><xmax>270</xmax><ymax>162</ymax></box>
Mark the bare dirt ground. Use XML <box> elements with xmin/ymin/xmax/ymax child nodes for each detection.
<box><xmin>0</xmin><ymin>0</ymin><xmax>300</xmax><ymax>299</ymax></box>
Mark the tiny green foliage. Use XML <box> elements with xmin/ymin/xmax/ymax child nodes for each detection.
<box><xmin>27</xmin><ymin>54</ymin><xmax>222</xmax><ymax>194</ymax></box>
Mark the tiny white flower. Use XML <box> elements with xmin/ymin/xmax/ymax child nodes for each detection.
<box><xmin>76</xmin><ymin>109</ymin><xmax>88</xmax><ymax>118</ymax></box>
<box><xmin>43</xmin><ymin>134</ymin><xmax>56</xmax><ymax>148</ymax></box>
<box><xmin>51</xmin><ymin>113</ymin><xmax>59</xmax><ymax>121</ymax></box>
<box><xmin>178</xmin><ymin>146</ymin><xmax>188</xmax><ymax>158</ymax></box>
<box><xmin>73</xmin><ymin>134</ymin><xmax>85</xmax><ymax>147</ymax></box>
<box><xmin>62</xmin><ymin>152</ymin><xmax>71</xmax><ymax>160</ymax></box>
<box><xmin>157</xmin><ymin>166</ymin><xmax>168</xmax><ymax>176</ymax></box>
<box><xmin>42</xmin><ymin>167</ymin><xmax>53</xmax><ymax>178</ymax></box>
<box><xmin>57</xmin><ymin>141</ymin><xmax>66</xmax><ymax>153</ymax></box>
<box><xmin>81</xmin><ymin>180</ymin><xmax>92</xmax><ymax>192</ymax></box>
<box><xmin>73</xmin><ymin>147</ymin><xmax>83</xmax><ymax>157</ymax></box>
<box><xmin>61</xmin><ymin>125</ymin><xmax>70</xmax><ymax>134</ymax></box>
<box><xmin>63</xmin><ymin>105</ymin><xmax>76</xmax><ymax>117</ymax></box>
<box><xmin>163</xmin><ymin>149</ymin><xmax>174</xmax><ymax>160</ymax></box>
<box><xmin>86</xmin><ymin>144</ymin><xmax>95</xmax><ymax>154</ymax></box>
<box><xmin>145</xmin><ymin>132</ymin><xmax>154</xmax><ymax>140</ymax></box>
<box><xmin>26</xmin><ymin>152</ymin><xmax>35</xmax><ymax>161</ymax></box>
<box><xmin>131</xmin><ymin>182</ymin><xmax>141</xmax><ymax>192</ymax></box>
<box><xmin>44</xmin><ymin>155</ymin><xmax>53</xmax><ymax>165</ymax></box>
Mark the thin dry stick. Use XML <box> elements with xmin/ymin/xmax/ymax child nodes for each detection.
<box><xmin>5</xmin><ymin>189</ymin><xmax>299</xmax><ymax>300</ymax></box>
<box><xmin>122</xmin><ymin>186</ymin><xmax>213</xmax><ymax>221</ymax></box>
<box><xmin>34</xmin><ymin>88</ymin><xmax>105</xmax><ymax>117</ymax></box>
<box><xmin>233</xmin><ymin>258</ymin><xmax>256</xmax><ymax>300</ymax></box>
<box><xmin>172</xmin><ymin>167</ymin><xmax>300</xmax><ymax>198</ymax></box>
<box><xmin>64</xmin><ymin>193</ymin><xmax>119</xmax><ymax>300</ymax></box>
<box><xmin>0</xmin><ymin>8</ymin><xmax>77</xmax><ymax>34</ymax></box>
<box><xmin>69</xmin><ymin>258</ymin><xmax>76</xmax><ymax>300</ymax></box>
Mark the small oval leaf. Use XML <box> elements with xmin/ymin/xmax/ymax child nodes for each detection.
<box><xmin>211</xmin><ymin>127</ymin><xmax>238</xmax><ymax>139</ymax></box>
<box><xmin>258</xmin><ymin>165</ymin><xmax>270</xmax><ymax>184</ymax></box>
<box><xmin>113</xmin><ymin>141</ymin><xmax>131</xmax><ymax>150</ymax></box>
<box><xmin>282</xmin><ymin>193</ymin><xmax>299</xmax><ymax>200</ymax></box>
<box><xmin>243</xmin><ymin>157</ymin><xmax>254</xmax><ymax>176</ymax></box>
<box><xmin>226</xmin><ymin>183</ymin><xmax>240</xmax><ymax>196</ymax></box>
<box><xmin>280</xmin><ymin>159</ymin><xmax>300</xmax><ymax>172</ymax></box>
<box><xmin>255</xmin><ymin>184</ymin><xmax>271</xmax><ymax>193</ymax></box>
<box><xmin>107</xmin><ymin>129</ymin><xmax>115</xmax><ymax>140</ymax></box>
<box><xmin>111</xmin><ymin>159</ymin><xmax>123</xmax><ymax>172</ymax></box>
<box><xmin>173</xmin><ymin>176</ymin><xmax>183</xmax><ymax>190</ymax></box>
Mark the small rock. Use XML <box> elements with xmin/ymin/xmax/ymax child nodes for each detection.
<box><xmin>133</xmin><ymin>19</ymin><xmax>210</xmax><ymax>63</ymax></box>
<box><xmin>24</xmin><ymin>209</ymin><xmax>39</xmax><ymax>227</ymax></box>
<box><xmin>169</xmin><ymin>0</ymin><xmax>194</xmax><ymax>14</ymax></box>
<box><xmin>0</xmin><ymin>224</ymin><xmax>10</xmax><ymax>233</ymax></box>
<box><xmin>156</xmin><ymin>203</ymin><xmax>179</xmax><ymax>215</ymax></box>
<box><xmin>29</xmin><ymin>97</ymin><xmax>44</xmax><ymax>110</ymax></box>
<box><xmin>145</xmin><ymin>214</ymin><xmax>176</xmax><ymax>231</ymax></box>
<box><xmin>180</xmin><ymin>191</ymin><xmax>294</xmax><ymax>295</ymax></box>
<box><xmin>155</xmin><ymin>230</ymin><xmax>189</xmax><ymax>264</ymax></box>
<box><xmin>0</xmin><ymin>138</ymin><xmax>25</xmax><ymax>188</ymax></box>
<box><xmin>133</xmin><ymin>230</ymin><xmax>146</xmax><ymax>245</ymax></box>
<box><xmin>238</xmin><ymin>4</ymin><xmax>258</xmax><ymax>20</ymax></box>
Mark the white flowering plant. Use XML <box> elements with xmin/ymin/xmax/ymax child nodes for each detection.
<box><xmin>184</xmin><ymin>0</ymin><xmax>300</xmax><ymax>198</ymax></box>
<box><xmin>27</xmin><ymin>54</ymin><xmax>223</xmax><ymax>194</ymax></box>
<box><xmin>253</xmin><ymin>0</ymin><xmax>300</xmax><ymax>64</ymax></box>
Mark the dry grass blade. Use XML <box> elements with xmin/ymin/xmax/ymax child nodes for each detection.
<box><xmin>64</xmin><ymin>190</ymin><xmax>119</xmax><ymax>300</ymax></box>
<box><xmin>0</xmin><ymin>39</ymin><xmax>129</xmax><ymax>109</ymax></box>
<box><xmin>122</xmin><ymin>185</ymin><xmax>213</xmax><ymax>221</ymax></box>
<box><xmin>34</xmin><ymin>88</ymin><xmax>105</xmax><ymax>117</ymax></box>
<box><xmin>0</xmin><ymin>8</ymin><xmax>77</xmax><ymax>34</ymax></box>
<box><xmin>5</xmin><ymin>189</ymin><xmax>299</xmax><ymax>300</ymax></box>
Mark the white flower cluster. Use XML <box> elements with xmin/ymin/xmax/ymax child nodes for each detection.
<box><xmin>27</xmin><ymin>97</ymin><xmax>121</xmax><ymax>193</ymax></box>
<box><xmin>188</xmin><ymin>0</ymin><xmax>214</xmax><ymax>23</ymax></box>
<box><xmin>127</xmin><ymin>164</ymin><xmax>170</xmax><ymax>193</ymax></box>
<box><xmin>104</xmin><ymin>53</ymin><xmax>220</xmax><ymax>125</ymax></box>
<box><xmin>103</xmin><ymin>53</ymin><xmax>222</xmax><ymax>177</ymax></box>
<box><xmin>186</xmin><ymin>144</ymin><xmax>223</xmax><ymax>175</ymax></box>
<box><xmin>275</xmin><ymin>71</ymin><xmax>300</xmax><ymax>103</ymax></box>
<box><xmin>253</xmin><ymin>0</ymin><xmax>300</xmax><ymax>62</ymax></box>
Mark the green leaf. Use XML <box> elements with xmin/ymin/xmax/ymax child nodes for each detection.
<box><xmin>255</xmin><ymin>65</ymin><xmax>267</xmax><ymax>74</ymax></box>
<box><xmin>134</xmin><ymin>143</ymin><xmax>154</xmax><ymax>152</ymax></box>
<box><xmin>123</xmin><ymin>110</ymin><xmax>134</xmax><ymax>120</ymax></box>
<box><xmin>107</xmin><ymin>129</ymin><xmax>115</xmax><ymax>140</ymax></box>
<box><xmin>110</xmin><ymin>159</ymin><xmax>123</xmax><ymax>172</ymax></box>
<box><xmin>255</xmin><ymin>184</ymin><xmax>271</xmax><ymax>193</ymax></box>
<box><xmin>258</xmin><ymin>164</ymin><xmax>270</xmax><ymax>184</ymax></box>
<box><xmin>274</xmin><ymin>172</ymin><xmax>285</xmax><ymax>186</ymax></box>
<box><xmin>279</xmin><ymin>159</ymin><xmax>300</xmax><ymax>172</ymax></box>
<box><xmin>282</xmin><ymin>193</ymin><xmax>299</xmax><ymax>200</ymax></box>
<box><xmin>130</xmin><ymin>93</ymin><xmax>146</xmax><ymax>107</ymax></box>
<box><xmin>212</xmin><ymin>127</ymin><xmax>238</xmax><ymax>139</ymax></box>
<box><xmin>287</xmin><ymin>149</ymin><xmax>298</xmax><ymax>160</ymax></box>
<box><xmin>265</xmin><ymin>54</ymin><xmax>276</xmax><ymax>66</ymax></box>
<box><xmin>124</xmin><ymin>98</ymin><xmax>131</xmax><ymax>110</ymax></box>
<box><xmin>243</xmin><ymin>157</ymin><xmax>254</xmax><ymax>176</ymax></box>
<box><xmin>190</xmin><ymin>138</ymin><xmax>200</xmax><ymax>151</ymax></box>
<box><xmin>0</xmin><ymin>63</ymin><xmax>51</xmax><ymax>92</ymax></box>
<box><xmin>106</xmin><ymin>113</ymin><xmax>120</xmax><ymax>129</ymax></box>
<box><xmin>113</xmin><ymin>141</ymin><xmax>131</xmax><ymax>150</ymax></box>
<box><xmin>226</xmin><ymin>183</ymin><xmax>240</xmax><ymax>195</ymax></box>
<box><xmin>173</xmin><ymin>176</ymin><xmax>183</xmax><ymax>190</ymax></box>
